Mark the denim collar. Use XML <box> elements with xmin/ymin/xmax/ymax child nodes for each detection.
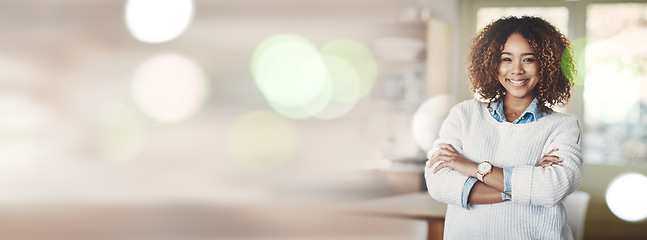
<box><xmin>488</xmin><ymin>98</ymin><xmax>546</xmax><ymax>124</ymax></box>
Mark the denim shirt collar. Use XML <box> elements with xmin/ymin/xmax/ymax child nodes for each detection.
<box><xmin>489</xmin><ymin>98</ymin><xmax>546</xmax><ymax>124</ymax></box>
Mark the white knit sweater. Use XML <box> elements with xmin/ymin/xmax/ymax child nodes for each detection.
<box><xmin>425</xmin><ymin>99</ymin><xmax>582</xmax><ymax>240</ymax></box>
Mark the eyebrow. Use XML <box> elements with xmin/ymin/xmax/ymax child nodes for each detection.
<box><xmin>501</xmin><ymin>52</ymin><xmax>536</xmax><ymax>56</ymax></box>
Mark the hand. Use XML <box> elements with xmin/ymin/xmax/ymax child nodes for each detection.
<box><xmin>427</xmin><ymin>143</ymin><xmax>478</xmax><ymax>177</ymax></box>
<box><xmin>537</xmin><ymin>149</ymin><xmax>562</xmax><ymax>167</ymax></box>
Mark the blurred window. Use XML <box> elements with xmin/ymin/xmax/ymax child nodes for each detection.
<box><xmin>582</xmin><ymin>3</ymin><xmax>647</xmax><ymax>165</ymax></box>
<box><xmin>474</xmin><ymin>3</ymin><xmax>647</xmax><ymax>166</ymax></box>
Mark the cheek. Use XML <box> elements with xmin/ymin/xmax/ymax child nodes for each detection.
<box><xmin>528</xmin><ymin>64</ymin><xmax>539</xmax><ymax>75</ymax></box>
<box><xmin>498</xmin><ymin>64</ymin><xmax>506</xmax><ymax>76</ymax></box>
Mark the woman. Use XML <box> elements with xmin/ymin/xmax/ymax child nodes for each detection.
<box><xmin>425</xmin><ymin>16</ymin><xmax>581</xmax><ymax>239</ymax></box>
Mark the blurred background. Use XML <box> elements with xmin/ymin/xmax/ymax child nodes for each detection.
<box><xmin>0</xmin><ymin>0</ymin><xmax>646</xmax><ymax>239</ymax></box>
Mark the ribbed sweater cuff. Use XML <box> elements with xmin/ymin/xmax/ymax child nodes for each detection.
<box><xmin>511</xmin><ymin>166</ymin><xmax>534</xmax><ymax>205</ymax></box>
<box><xmin>426</xmin><ymin>160</ymin><xmax>469</xmax><ymax>206</ymax></box>
<box><xmin>439</xmin><ymin>170</ymin><xmax>470</xmax><ymax>205</ymax></box>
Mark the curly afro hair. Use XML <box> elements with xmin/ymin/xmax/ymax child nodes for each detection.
<box><xmin>468</xmin><ymin>16</ymin><xmax>576</xmax><ymax>113</ymax></box>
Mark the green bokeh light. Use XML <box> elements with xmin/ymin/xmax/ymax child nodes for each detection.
<box><xmin>251</xmin><ymin>34</ymin><xmax>333</xmax><ymax>119</ymax></box>
<box><xmin>251</xmin><ymin>35</ymin><xmax>375</xmax><ymax>120</ymax></box>
<box><xmin>320</xmin><ymin>39</ymin><xmax>377</xmax><ymax>99</ymax></box>
<box><xmin>570</xmin><ymin>37</ymin><xmax>592</xmax><ymax>86</ymax></box>
<box><xmin>313</xmin><ymin>56</ymin><xmax>361</xmax><ymax>120</ymax></box>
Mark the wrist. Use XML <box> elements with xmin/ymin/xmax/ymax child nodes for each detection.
<box><xmin>470</xmin><ymin>162</ymin><xmax>479</xmax><ymax>178</ymax></box>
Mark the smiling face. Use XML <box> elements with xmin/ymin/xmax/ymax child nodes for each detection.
<box><xmin>498</xmin><ymin>33</ymin><xmax>539</xmax><ymax>102</ymax></box>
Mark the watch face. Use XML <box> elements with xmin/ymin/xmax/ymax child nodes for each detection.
<box><xmin>479</xmin><ymin>162</ymin><xmax>492</xmax><ymax>172</ymax></box>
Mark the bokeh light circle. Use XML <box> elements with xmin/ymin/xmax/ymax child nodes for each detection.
<box><xmin>226</xmin><ymin>111</ymin><xmax>298</xmax><ymax>170</ymax></box>
<box><xmin>251</xmin><ymin>34</ymin><xmax>321</xmax><ymax>105</ymax></box>
<box><xmin>125</xmin><ymin>0</ymin><xmax>194</xmax><ymax>43</ymax></box>
<box><xmin>320</xmin><ymin>39</ymin><xmax>378</xmax><ymax>99</ymax></box>
<box><xmin>251</xmin><ymin>34</ymin><xmax>310</xmax><ymax>85</ymax></box>
<box><xmin>251</xmin><ymin>34</ymin><xmax>333</xmax><ymax>119</ymax></box>
<box><xmin>412</xmin><ymin>95</ymin><xmax>452</xmax><ymax>151</ymax></box>
<box><xmin>570</xmin><ymin>37</ymin><xmax>592</xmax><ymax>85</ymax></box>
<box><xmin>251</xmin><ymin>35</ymin><xmax>375</xmax><ymax>120</ymax></box>
<box><xmin>606</xmin><ymin>173</ymin><xmax>647</xmax><ymax>222</ymax></box>
<box><xmin>131</xmin><ymin>53</ymin><xmax>208</xmax><ymax>122</ymax></box>
<box><xmin>314</xmin><ymin>56</ymin><xmax>361</xmax><ymax>119</ymax></box>
<box><xmin>96</xmin><ymin>102</ymin><xmax>148</xmax><ymax>162</ymax></box>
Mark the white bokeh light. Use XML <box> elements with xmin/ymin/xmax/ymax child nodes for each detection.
<box><xmin>606</xmin><ymin>173</ymin><xmax>647</xmax><ymax>222</ymax></box>
<box><xmin>131</xmin><ymin>54</ymin><xmax>208</xmax><ymax>122</ymax></box>
<box><xmin>411</xmin><ymin>95</ymin><xmax>452</xmax><ymax>151</ymax></box>
<box><xmin>125</xmin><ymin>0</ymin><xmax>194</xmax><ymax>43</ymax></box>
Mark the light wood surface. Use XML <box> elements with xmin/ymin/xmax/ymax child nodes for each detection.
<box><xmin>338</xmin><ymin>192</ymin><xmax>446</xmax><ymax>219</ymax></box>
<box><xmin>337</xmin><ymin>192</ymin><xmax>447</xmax><ymax>240</ymax></box>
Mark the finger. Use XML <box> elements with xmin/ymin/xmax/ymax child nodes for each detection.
<box><xmin>545</xmin><ymin>148</ymin><xmax>559</xmax><ymax>156</ymax></box>
<box><xmin>548</xmin><ymin>159</ymin><xmax>563</xmax><ymax>164</ymax></box>
<box><xmin>434</xmin><ymin>154</ymin><xmax>452</xmax><ymax>163</ymax></box>
<box><xmin>426</xmin><ymin>160</ymin><xmax>438</xmax><ymax>168</ymax></box>
<box><xmin>537</xmin><ymin>157</ymin><xmax>560</xmax><ymax>166</ymax></box>
<box><xmin>538</xmin><ymin>161</ymin><xmax>560</xmax><ymax>167</ymax></box>
<box><xmin>431</xmin><ymin>148</ymin><xmax>455</xmax><ymax>159</ymax></box>
<box><xmin>427</xmin><ymin>158</ymin><xmax>442</xmax><ymax>167</ymax></box>
<box><xmin>429</xmin><ymin>149</ymin><xmax>441</xmax><ymax>159</ymax></box>
<box><xmin>428</xmin><ymin>155</ymin><xmax>447</xmax><ymax>167</ymax></box>
<box><xmin>541</xmin><ymin>157</ymin><xmax>562</xmax><ymax>163</ymax></box>
<box><xmin>546</xmin><ymin>160</ymin><xmax>562</xmax><ymax>165</ymax></box>
<box><xmin>537</xmin><ymin>159</ymin><xmax>552</xmax><ymax>167</ymax></box>
<box><xmin>430</xmin><ymin>155</ymin><xmax>454</xmax><ymax>170</ymax></box>
<box><xmin>541</xmin><ymin>156</ymin><xmax>562</xmax><ymax>162</ymax></box>
<box><xmin>433</xmin><ymin>161</ymin><xmax>450</xmax><ymax>173</ymax></box>
<box><xmin>544</xmin><ymin>162</ymin><xmax>563</xmax><ymax>167</ymax></box>
<box><xmin>438</xmin><ymin>143</ymin><xmax>458</xmax><ymax>153</ymax></box>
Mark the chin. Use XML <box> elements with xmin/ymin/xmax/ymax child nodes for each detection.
<box><xmin>507</xmin><ymin>91</ymin><xmax>533</xmax><ymax>99</ymax></box>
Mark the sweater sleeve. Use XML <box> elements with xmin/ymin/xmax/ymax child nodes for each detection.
<box><xmin>511</xmin><ymin>115</ymin><xmax>583</xmax><ymax>206</ymax></box>
<box><xmin>424</xmin><ymin>103</ymin><xmax>470</xmax><ymax>207</ymax></box>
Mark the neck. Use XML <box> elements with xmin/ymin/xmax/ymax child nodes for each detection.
<box><xmin>503</xmin><ymin>94</ymin><xmax>534</xmax><ymax>121</ymax></box>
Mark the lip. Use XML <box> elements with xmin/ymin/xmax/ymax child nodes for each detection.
<box><xmin>506</xmin><ymin>78</ymin><xmax>529</xmax><ymax>87</ymax></box>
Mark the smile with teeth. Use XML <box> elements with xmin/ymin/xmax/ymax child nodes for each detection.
<box><xmin>507</xmin><ymin>78</ymin><xmax>529</xmax><ymax>86</ymax></box>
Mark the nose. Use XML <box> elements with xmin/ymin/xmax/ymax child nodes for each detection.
<box><xmin>511</xmin><ymin>62</ymin><xmax>524</xmax><ymax>74</ymax></box>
